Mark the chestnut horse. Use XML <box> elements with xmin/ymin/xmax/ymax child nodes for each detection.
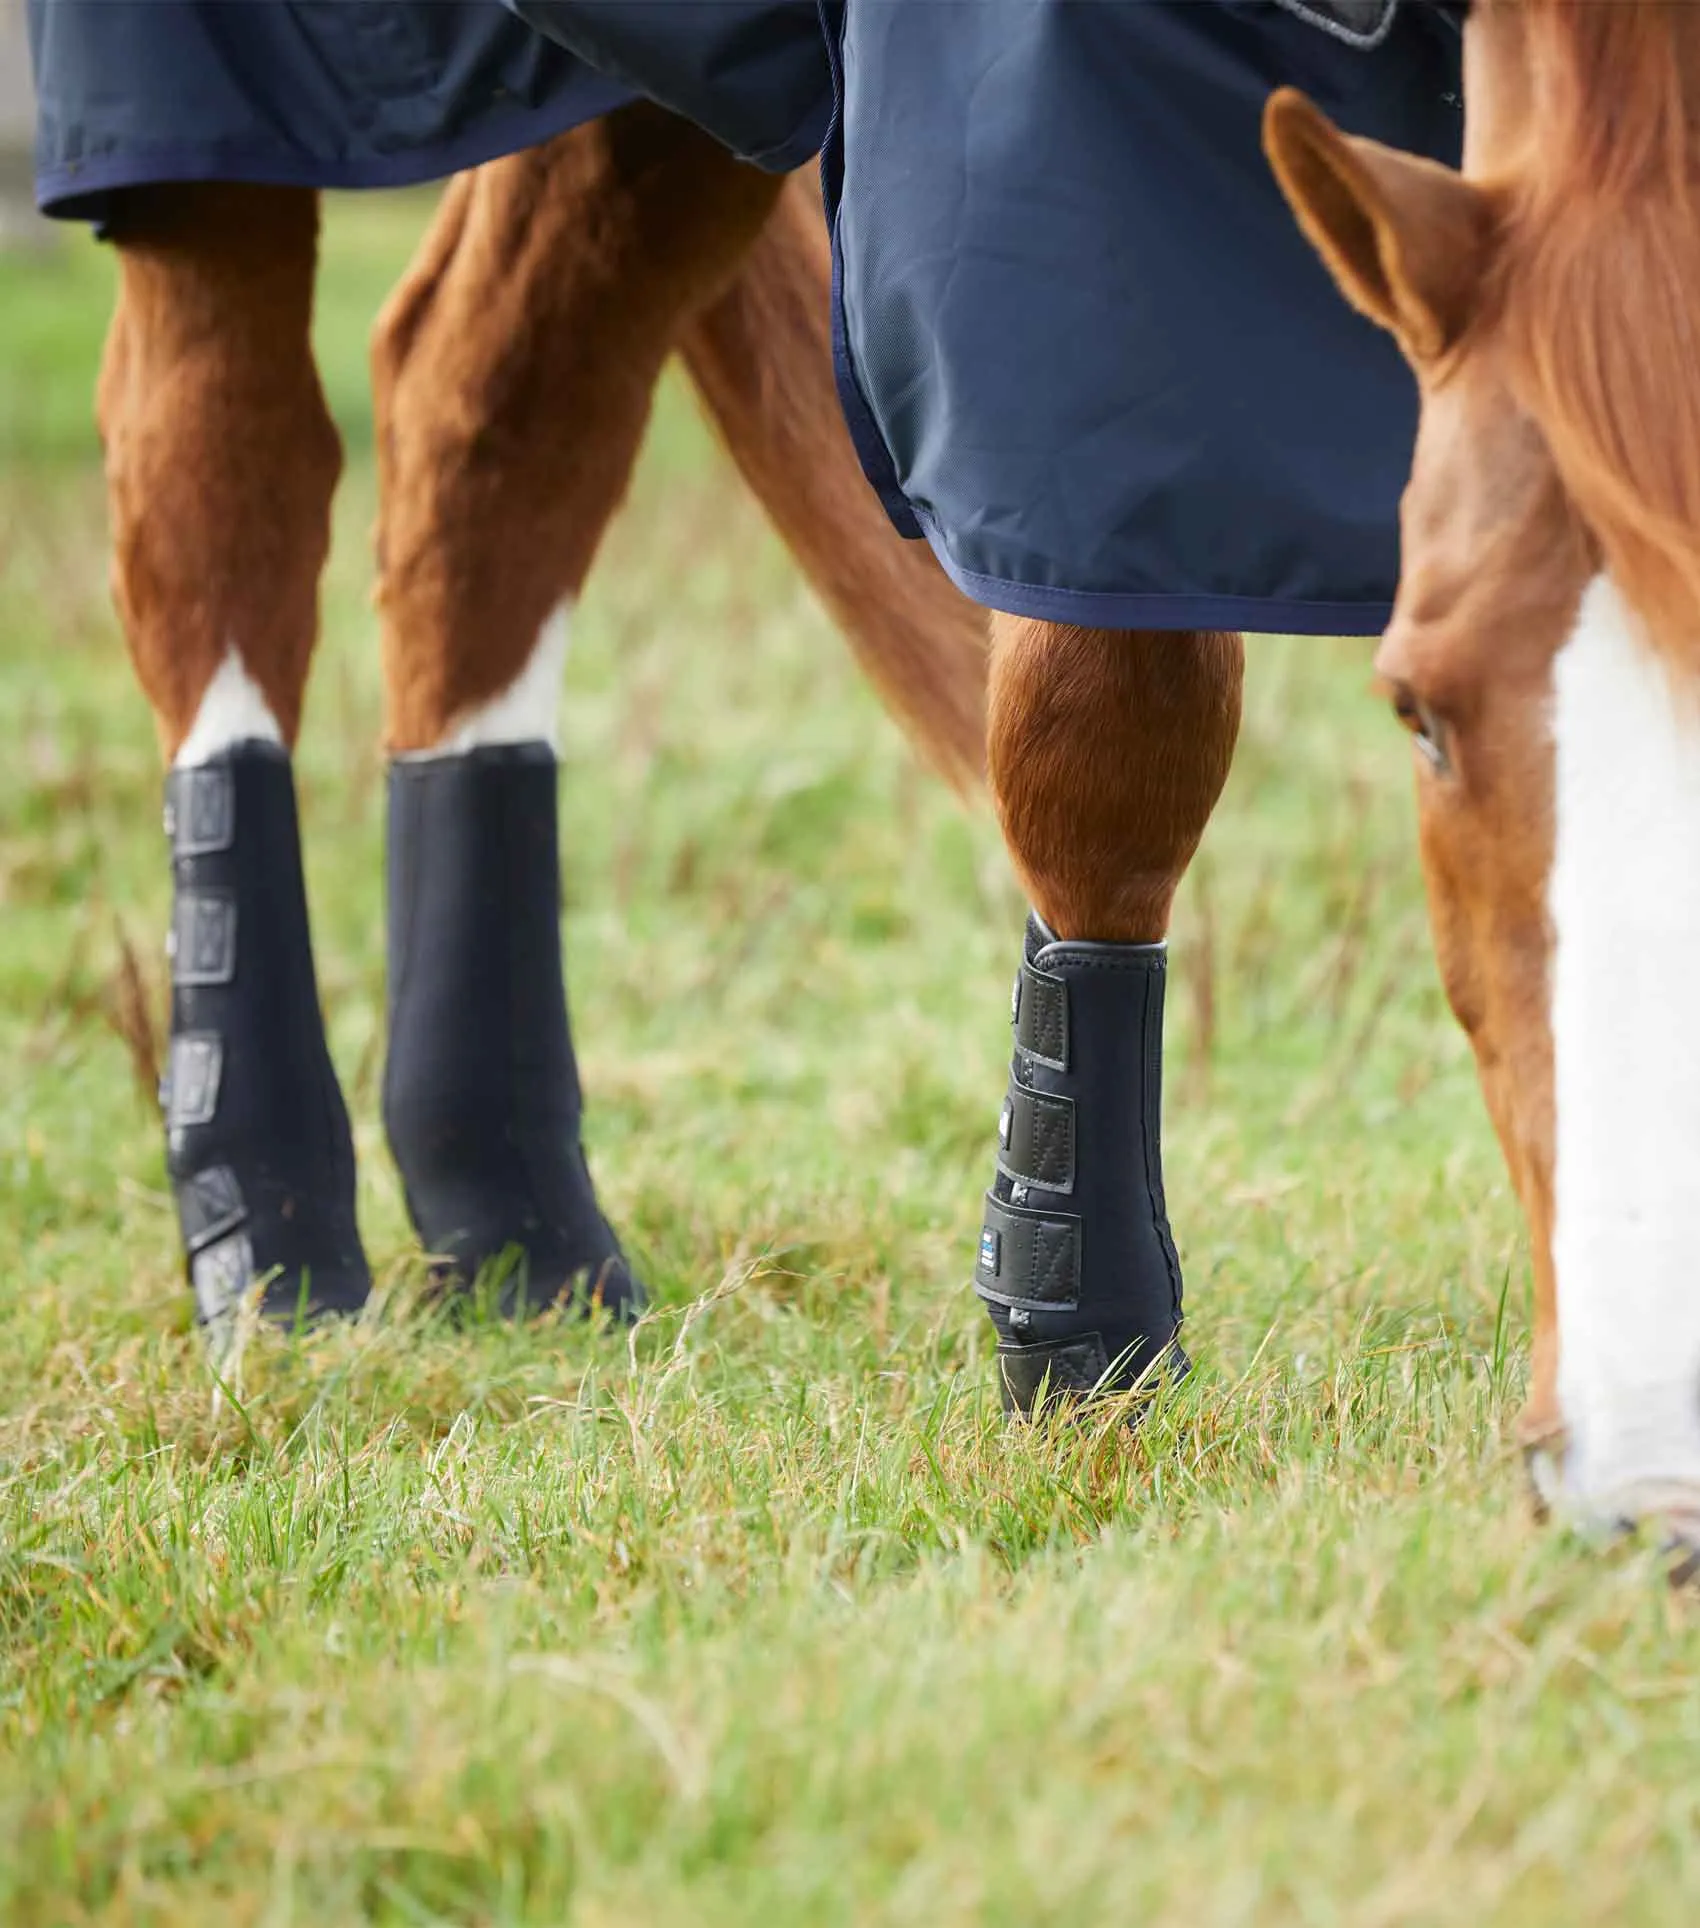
<box><xmin>96</xmin><ymin>3</ymin><xmax>1672</xmax><ymax>1578</ymax></box>
<box><xmin>96</xmin><ymin>107</ymin><xmax>986</xmax><ymax>1328</ymax></box>
<box><xmin>1266</xmin><ymin>0</ymin><xmax>1700</xmax><ymax>1563</ymax></box>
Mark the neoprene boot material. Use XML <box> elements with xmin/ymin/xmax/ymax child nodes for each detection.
<box><xmin>974</xmin><ymin>913</ymin><xmax>1188</xmax><ymax>1413</ymax></box>
<box><xmin>163</xmin><ymin>742</ymin><xmax>371</xmax><ymax>1326</ymax></box>
<box><xmin>383</xmin><ymin>744</ymin><xmax>641</xmax><ymax>1321</ymax></box>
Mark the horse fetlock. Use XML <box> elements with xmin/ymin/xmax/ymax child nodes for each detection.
<box><xmin>162</xmin><ymin>743</ymin><xmax>369</xmax><ymax>1328</ymax></box>
<box><xmin>382</xmin><ymin>746</ymin><xmax>641</xmax><ymax>1323</ymax></box>
<box><xmin>974</xmin><ymin>914</ymin><xmax>1187</xmax><ymax>1417</ymax></box>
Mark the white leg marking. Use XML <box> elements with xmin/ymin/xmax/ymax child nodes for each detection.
<box><xmin>403</xmin><ymin>603</ymin><xmax>572</xmax><ymax>760</ymax></box>
<box><xmin>1551</xmin><ymin>576</ymin><xmax>1700</xmax><ymax>1518</ymax></box>
<box><xmin>173</xmin><ymin>649</ymin><xmax>285</xmax><ymax>767</ymax></box>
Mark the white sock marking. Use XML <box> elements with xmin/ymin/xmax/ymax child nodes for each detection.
<box><xmin>1551</xmin><ymin>576</ymin><xmax>1700</xmax><ymax>1516</ymax></box>
<box><xmin>404</xmin><ymin>604</ymin><xmax>572</xmax><ymax>760</ymax></box>
<box><xmin>173</xmin><ymin>650</ymin><xmax>284</xmax><ymax>767</ymax></box>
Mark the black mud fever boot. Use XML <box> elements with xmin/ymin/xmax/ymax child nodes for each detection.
<box><xmin>975</xmin><ymin>914</ymin><xmax>1188</xmax><ymax>1416</ymax></box>
<box><xmin>163</xmin><ymin>744</ymin><xmax>371</xmax><ymax>1330</ymax></box>
<box><xmin>383</xmin><ymin>745</ymin><xmax>641</xmax><ymax>1322</ymax></box>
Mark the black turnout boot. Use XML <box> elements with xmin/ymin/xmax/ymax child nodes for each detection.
<box><xmin>383</xmin><ymin>744</ymin><xmax>641</xmax><ymax>1321</ymax></box>
<box><xmin>163</xmin><ymin>742</ymin><xmax>371</xmax><ymax>1328</ymax></box>
<box><xmin>974</xmin><ymin>913</ymin><xmax>1188</xmax><ymax>1414</ymax></box>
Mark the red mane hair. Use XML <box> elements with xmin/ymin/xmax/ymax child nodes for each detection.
<box><xmin>1498</xmin><ymin>0</ymin><xmax>1700</xmax><ymax>660</ymax></box>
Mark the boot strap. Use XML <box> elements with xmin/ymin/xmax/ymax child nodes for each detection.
<box><xmin>163</xmin><ymin>1033</ymin><xmax>223</xmax><ymax>1129</ymax></box>
<box><xmin>995</xmin><ymin>1335</ymin><xmax>1112</xmax><ymax>1414</ymax></box>
<box><xmin>975</xmin><ymin>1191</ymin><xmax>1081</xmax><ymax>1314</ymax></box>
<box><xmin>164</xmin><ymin>761</ymin><xmax>236</xmax><ymax>857</ymax></box>
<box><xmin>995</xmin><ymin>1072</ymin><xmax>1076</xmax><ymax>1192</ymax></box>
<box><xmin>1012</xmin><ymin>959</ymin><xmax>1069</xmax><ymax>1069</ymax></box>
<box><xmin>169</xmin><ymin>890</ymin><xmax>238</xmax><ymax>987</ymax></box>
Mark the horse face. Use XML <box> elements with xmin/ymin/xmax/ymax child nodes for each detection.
<box><xmin>1267</xmin><ymin>87</ymin><xmax>1700</xmax><ymax>1560</ymax></box>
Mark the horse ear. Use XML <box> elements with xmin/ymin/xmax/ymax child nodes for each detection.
<box><xmin>1263</xmin><ymin>87</ymin><xmax>1494</xmax><ymax>366</ymax></box>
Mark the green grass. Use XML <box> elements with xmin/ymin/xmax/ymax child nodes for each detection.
<box><xmin>3</xmin><ymin>196</ymin><xmax>1699</xmax><ymax>1928</ymax></box>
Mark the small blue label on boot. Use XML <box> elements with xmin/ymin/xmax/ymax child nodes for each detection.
<box><xmin>979</xmin><ymin>1226</ymin><xmax>1000</xmax><ymax>1276</ymax></box>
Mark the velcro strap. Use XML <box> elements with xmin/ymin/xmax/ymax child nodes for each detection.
<box><xmin>975</xmin><ymin>1192</ymin><xmax>1081</xmax><ymax>1313</ymax></box>
<box><xmin>191</xmin><ymin>1231</ymin><xmax>254</xmax><ymax>1325</ymax></box>
<box><xmin>1012</xmin><ymin>960</ymin><xmax>1068</xmax><ymax>1069</ymax></box>
<box><xmin>995</xmin><ymin>1334</ymin><xmax>1112</xmax><ymax>1415</ymax></box>
<box><xmin>164</xmin><ymin>763</ymin><xmax>235</xmax><ymax>857</ymax></box>
<box><xmin>176</xmin><ymin>1164</ymin><xmax>246</xmax><ymax>1253</ymax></box>
<box><xmin>170</xmin><ymin>890</ymin><xmax>238</xmax><ymax>987</ymax></box>
<box><xmin>164</xmin><ymin>1033</ymin><xmax>224</xmax><ymax>1130</ymax></box>
<box><xmin>995</xmin><ymin>1074</ymin><xmax>1075</xmax><ymax>1192</ymax></box>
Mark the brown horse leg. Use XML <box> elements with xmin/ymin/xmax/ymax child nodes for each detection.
<box><xmin>974</xmin><ymin>617</ymin><xmax>1245</xmax><ymax>1412</ymax></box>
<box><xmin>371</xmin><ymin>107</ymin><xmax>783</xmax><ymax>1317</ymax></box>
<box><xmin>373</xmin><ymin>105</ymin><xmax>783</xmax><ymax>753</ymax></box>
<box><xmin>99</xmin><ymin>183</ymin><xmax>368</xmax><ymax>1326</ymax></box>
<box><xmin>99</xmin><ymin>184</ymin><xmax>337</xmax><ymax>756</ymax></box>
<box><xmin>679</xmin><ymin>175</ymin><xmax>989</xmax><ymax>791</ymax></box>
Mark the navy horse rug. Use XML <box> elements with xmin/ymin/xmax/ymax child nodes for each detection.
<box><xmin>27</xmin><ymin>1</ymin><xmax>638</xmax><ymax>216</ymax></box>
<box><xmin>31</xmin><ymin>0</ymin><xmax>1463</xmax><ymax>636</ymax></box>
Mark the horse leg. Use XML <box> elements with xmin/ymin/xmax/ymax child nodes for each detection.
<box><xmin>678</xmin><ymin>175</ymin><xmax>989</xmax><ymax>791</ymax></box>
<box><xmin>974</xmin><ymin>617</ymin><xmax>1245</xmax><ymax>1412</ymax></box>
<box><xmin>371</xmin><ymin>106</ymin><xmax>781</xmax><ymax>1318</ymax></box>
<box><xmin>98</xmin><ymin>183</ymin><xmax>368</xmax><ymax>1325</ymax></box>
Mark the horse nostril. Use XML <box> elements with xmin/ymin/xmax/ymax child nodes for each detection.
<box><xmin>1601</xmin><ymin>1488</ymin><xmax>1700</xmax><ymax>1590</ymax></box>
<box><xmin>1618</xmin><ymin>1512</ymin><xmax>1700</xmax><ymax>1590</ymax></box>
<box><xmin>1523</xmin><ymin>1437</ymin><xmax>1700</xmax><ymax>1585</ymax></box>
<box><xmin>1643</xmin><ymin>1495</ymin><xmax>1700</xmax><ymax>1589</ymax></box>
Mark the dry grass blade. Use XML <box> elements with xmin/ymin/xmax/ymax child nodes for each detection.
<box><xmin>103</xmin><ymin>916</ymin><xmax>166</xmax><ymax>1107</ymax></box>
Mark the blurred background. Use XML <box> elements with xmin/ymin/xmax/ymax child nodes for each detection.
<box><xmin>0</xmin><ymin>0</ymin><xmax>43</xmax><ymax>246</ymax></box>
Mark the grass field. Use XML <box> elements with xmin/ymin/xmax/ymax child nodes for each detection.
<box><xmin>3</xmin><ymin>196</ymin><xmax>1699</xmax><ymax>1928</ymax></box>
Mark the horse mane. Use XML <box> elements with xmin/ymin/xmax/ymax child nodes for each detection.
<box><xmin>1497</xmin><ymin>0</ymin><xmax>1700</xmax><ymax>660</ymax></box>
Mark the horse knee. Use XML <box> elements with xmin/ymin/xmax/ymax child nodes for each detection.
<box><xmin>989</xmin><ymin>619</ymin><xmax>1244</xmax><ymax>941</ymax></box>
